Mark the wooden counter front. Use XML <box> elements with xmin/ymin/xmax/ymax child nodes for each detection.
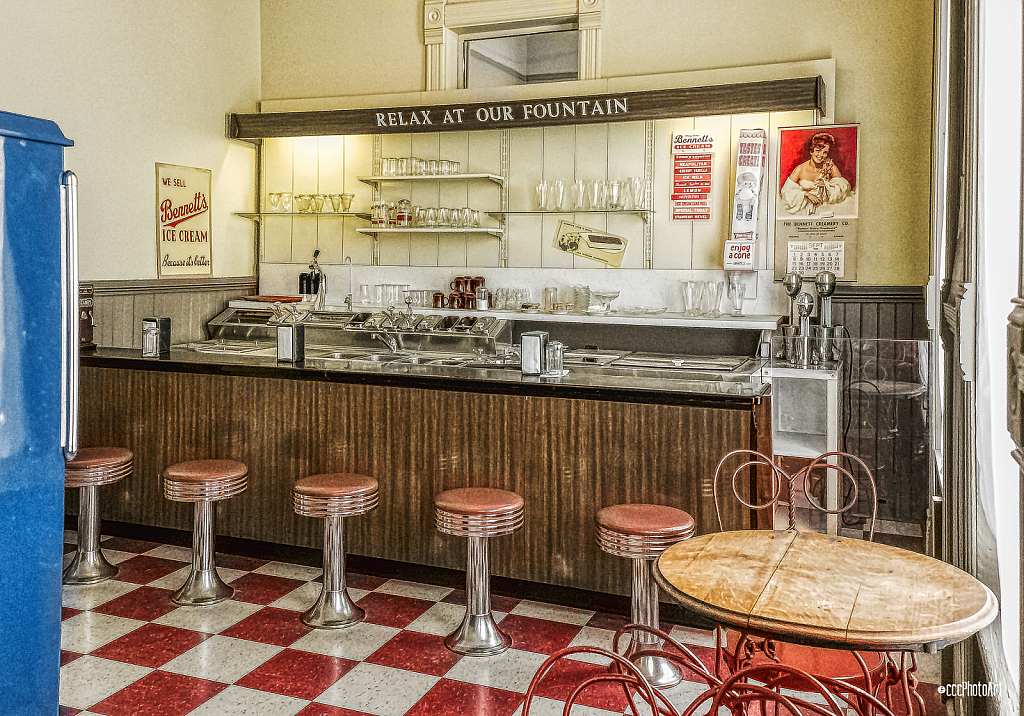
<box><xmin>77</xmin><ymin>358</ymin><xmax>768</xmax><ymax>596</ymax></box>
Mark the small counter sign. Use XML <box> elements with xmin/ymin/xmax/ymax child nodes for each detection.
<box><xmin>156</xmin><ymin>163</ymin><xmax>212</xmax><ymax>278</ymax></box>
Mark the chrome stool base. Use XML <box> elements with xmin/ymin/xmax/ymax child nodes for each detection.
<box><xmin>172</xmin><ymin>567</ymin><xmax>233</xmax><ymax>606</ymax></box>
<box><xmin>445</xmin><ymin>612</ymin><xmax>512</xmax><ymax>657</ymax></box>
<box><xmin>631</xmin><ymin>652</ymin><xmax>683</xmax><ymax>689</ymax></box>
<box><xmin>63</xmin><ymin>548</ymin><xmax>118</xmax><ymax>585</ymax></box>
<box><xmin>302</xmin><ymin>589</ymin><xmax>364</xmax><ymax>628</ymax></box>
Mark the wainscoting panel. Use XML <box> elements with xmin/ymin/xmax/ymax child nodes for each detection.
<box><xmin>89</xmin><ymin>277</ymin><xmax>257</xmax><ymax>348</ymax></box>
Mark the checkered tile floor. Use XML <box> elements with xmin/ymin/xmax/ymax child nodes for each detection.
<box><xmin>60</xmin><ymin>533</ymin><xmax>943</xmax><ymax>715</ymax></box>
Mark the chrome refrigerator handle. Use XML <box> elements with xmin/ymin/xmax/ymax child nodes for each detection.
<box><xmin>60</xmin><ymin>170</ymin><xmax>79</xmax><ymax>459</ymax></box>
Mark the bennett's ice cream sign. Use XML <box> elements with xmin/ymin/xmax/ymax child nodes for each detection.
<box><xmin>156</xmin><ymin>163</ymin><xmax>212</xmax><ymax>278</ymax></box>
<box><xmin>671</xmin><ymin>133</ymin><xmax>714</xmax><ymax>221</ymax></box>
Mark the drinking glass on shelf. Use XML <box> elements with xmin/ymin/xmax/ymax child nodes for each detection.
<box><xmin>586</xmin><ymin>179</ymin><xmax>605</xmax><ymax>210</ymax></box>
<box><xmin>382</xmin><ymin>158</ymin><xmax>397</xmax><ymax>176</ymax></box>
<box><xmin>437</xmin><ymin>207</ymin><xmax>452</xmax><ymax>228</ymax></box>
<box><xmin>682</xmin><ymin>281</ymin><xmax>703</xmax><ymax>316</ymax></box>
<box><xmin>606</xmin><ymin>181</ymin><xmax>623</xmax><ymax>210</ymax></box>
<box><xmin>313</xmin><ymin>195</ymin><xmax>326</xmax><ymax>213</ymax></box>
<box><xmin>373</xmin><ymin>284</ymin><xmax>385</xmax><ymax>304</ymax></box>
<box><xmin>702</xmin><ymin>280</ymin><xmax>725</xmax><ymax>317</ymax></box>
<box><xmin>424</xmin><ymin>207</ymin><xmax>438</xmax><ymax>228</ymax></box>
<box><xmin>470</xmin><ymin>210</ymin><xmax>480</xmax><ymax>228</ymax></box>
<box><xmin>449</xmin><ymin>161</ymin><xmax>460</xmax><ymax>175</ymax></box>
<box><xmin>439</xmin><ymin>160</ymin><xmax>452</xmax><ymax>175</ymax></box>
<box><xmin>397</xmin><ymin>157</ymin><xmax>410</xmax><ymax>176</ymax></box>
<box><xmin>459</xmin><ymin>207</ymin><xmax>473</xmax><ymax>228</ymax></box>
<box><xmin>536</xmin><ymin>180</ymin><xmax>550</xmax><ymax>211</ymax></box>
<box><xmin>358</xmin><ymin>284</ymin><xmax>371</xmax><ymax>304</ymax></box>
<box><xmin>427</xmin><ymin>159</ymin><xmax>440</xmax><ymax>176</ymax></box>
<box><xmin>295</xmin><ymin>195</ymin><xmax>311</xmax><ymax>213</ymax></box>
<box><xmin>571</xmin><ymin>180</ymin><xmax>586</xmax><ymax>210</ymax></box>
<box><xmin>340</xmin><ymin>194</ymin><xmax>354</xmax><ymax>212</ymax></box>
<box><xmin>551</xmin><ymin>180</ymin><xmax>565</xmax><ymax>212</ymax></box>
<box><xmin>329</xmin><ymin>194</ymin><xmax>343</xmax><ymax>212</ymax></box>
<box><xmin>267</xmin><ymin>193</ymin><xmax>281</xmax><ymax>213</ymax></box>
<box><xmin>279</xmin><ymin>192</ymin><xmax>293</xmax><ymax>213</ymax></box>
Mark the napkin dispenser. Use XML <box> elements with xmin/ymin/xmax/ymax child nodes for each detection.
<box><xmin>277</xmin><ymin>322</ymin><xmax>305</xmax><ymax>362</ymax></box>
<box><xmin>141</xmin><ymin>317</ymin><xmax>170</xmax><ymax>357</ymax></box>
<box><xmin>520</xmin><ymin>331</ymin><xmax>548</xmax><ymax>376</ymax></box>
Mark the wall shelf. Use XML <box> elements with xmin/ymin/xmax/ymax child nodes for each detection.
<box><xmin>488</xmin><ymin>209</ymin><xmax>653</xmax><ymax>223</ymax></box>
<box><xmin>356</xmin><ymin>227</ymin><xmax>503</xmax><ymax>238</ymax></box>
<box><xmin>357</xmin><ymin>173</ymin><xmax>504</xmax><ymax>186</ymax></box>
<box><xmin>235</xmin><ymin>211</ymin><xmax>370</xmax><ymax>220</ymax></box>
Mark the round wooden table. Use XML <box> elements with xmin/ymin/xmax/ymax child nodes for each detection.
<box><xmin>655</xmin><ymin>530</ymin><xmax>998</xmax><ymax>715</ymax></box>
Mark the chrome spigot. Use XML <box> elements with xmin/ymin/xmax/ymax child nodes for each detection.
<box><xmin>783</xmin><ymin>273</ymin><xmax>802</xmax><ymax>327</ymax></box>
<box><xmin>814</xmin><ymin>270</ymin><xmax>837</xmax><ymax>328</ymax></box>
<box><xmin>370</xmin><ymin>331</ymin><xmax>401</xmax><ymax>353</ymax></box>
<box><xmin>344</xmin><ymin>256</ymin><xmax>354</xmax><ymax>312</ymax></box>
<box><xmin>309</xmin><ymin>249</ymin><xmax>327</xmax><ymax>312</ymax></box>
<box><xmin>795</xmin><ymin>292</ymin><xmax>815</xmax><ymax>367</ymax></box>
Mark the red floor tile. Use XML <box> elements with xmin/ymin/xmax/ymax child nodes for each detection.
<box><xmin>365</xmin><ymin>630</ymin><xmax>462</xmax><ymax>676</ymax></box>
<box><xmin>220</xmin><ymin>606</ymin><xmax>313</xmax><ymax>646</ymax></box>
<box><xmin>91</xmin><ymin>623</ymin><xmax>208</xmax><ymax>668</ymax></box>
<box><xmin>345</xmin><ymin>572</ymin><xmax>389</xmax><ymax>591</ymax></box>
<box><xmin>100</xmin><ymin>536</ymin><xmax>163</xmax><ymax>553</ymax></box>
<box><xmin>214</xmin><ymin>552</ymin><xmax>268</xmax><ymax>571</ymax></box>
<box><xmin>441</xmin><ymin>588</ymin><xmax>521</xmax><ymax>613</ymax></box>
<box><xmin>92</xmin><ymin>585</ymin><xmax>178</xmax><ymax>621</ymax></box>
<box><xmin>89</xmin><ymin>670</ymin><xmax>226</xmax><ymax>716</ymax></box>
<box><xmin>528</xmin><ymin>657</ymin><xmax>632</xmax><ymax>711</ymax></box>
<box><xmin>236</xmin><ymin>648</ymin><xmax>357</xmax><ymax>700</ymax></box>
<box><xmin>59</xmin><ymin>706</ymin><xmax>79</xmax><ymax>716</ymax></box>
<box><xmin>406</xmin><ymin>679</ymin><xmax>523</xmax><ymax>716</ymax></box>
<box><xmin>356</xmin><ymin>591</ymin><xmax>434</xmax><ymax>629</ymax></box>
<box><xmin>296</xmin><ymin>704</ymin><xmax>374</xmax><ymax>716</ymax></box>
<box><xmin>61</xmin><ymin>650</ymin><xmax>82</xmax><ymax>667</ymax></box>
<box><xmin>585</xmin><ymin>611</ymin><xmax>629</xmax><ymax>631</ymax></box>
<box><xmin>62</xmin><ymin>607</ymin><xmax>82</xmax><ymax>621</ymax></box>
<box><xmin>113</xmin><ymin>555</ymin><xmax>187</xmax><ymax>585</ymax></box>
<box><xmin>493</xmin><ymin>614</ymin><xmax>582</xmax><ymax>655</ymax></box>
<box><xmin>229</xmin><ymin>572</ymin><xmax>306</xmax><ymax>605</ymax></box>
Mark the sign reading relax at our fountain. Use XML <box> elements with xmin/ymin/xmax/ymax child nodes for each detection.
<box><xmin>552</xmin><ymin>220</ymin><xmax>628</xmax><ymax>268</ymax></box>
<box><xmin>156</xmin><ymin>163</ymin><xmax>213</xmax><ymax>278</ymax></box>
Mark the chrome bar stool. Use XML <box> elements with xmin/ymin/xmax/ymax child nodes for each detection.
<box><xmin>292</xmin><ymin>473</ymin><xmax>378</xmax><ymax>628</ymax></box>
<box><xmin>596</xmin><ymin>503</ymin><xmax>695</xmax><ymax>688</ymax></box>
<box><xmin>63</xmin><ymin>447</ymin><xmax>133</xmax><ymax>585</ymax></box>
<box><xmin>435</xmin><ymin>487</ymin><xmax>524</xmax><ymax>656</ymax></box>
<box><xmin>163</xmin><ymin>459</ymin><xmax>248</xmax><ymax>606</ymax></box>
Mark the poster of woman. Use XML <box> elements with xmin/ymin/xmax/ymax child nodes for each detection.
<box><xmin>777</xmin><ymin>124</ymin><xmax>859</xmax><ymax>218</ymax></box>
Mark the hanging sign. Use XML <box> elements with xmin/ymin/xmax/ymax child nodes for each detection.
<box><xmin>156</xmin><ymin>163</ymin><xmax>212</xmax><ymax>278</ymax></box>
<box><xmin>671</xmin><ymin>133</ymin><xmax>714</xmax><ymax>221</ymax></box>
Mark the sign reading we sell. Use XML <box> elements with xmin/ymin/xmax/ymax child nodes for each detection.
<box><xmin>156</xmin><ymin>163</ymin><xmax>212</xmax><ymax>278</ymax></box>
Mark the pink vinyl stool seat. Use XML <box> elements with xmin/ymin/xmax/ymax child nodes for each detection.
<box><xmin>64</xmin><ymin>447</ymin><xmax>133</xmax><ymax>585</ymax></box>
<box><xmin>596</xmin><ymin>503</ymin><xmax>695</xmax><ymax>688</ymax></box>
<box><xmin>163</xmin><ymin>459</ymin><xmax>248</xmax><ymax>606</ymax></box>
<box><xmin>293</xmin><ymin>473</ymin><xmax>378</xmax><ymax>628</ymax></box>
<box><xmin>435</xmin><ymin>487</ymin><xmax>524</xmax><ymax>656</ymax></box>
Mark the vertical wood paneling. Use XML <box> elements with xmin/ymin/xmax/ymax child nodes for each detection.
<box><xmin>79</xmin><ymin>366</ymin><xmax>761</xmax><ymax>596</ymax></box>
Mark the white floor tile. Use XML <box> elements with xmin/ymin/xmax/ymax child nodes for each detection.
<box><xmin>103</xmin><ymin>549</ymin><xmax>137</xmax><ymax>565</ymax></box>
<box><xmin>404</xmin><ymin>601</ymin><xmax>467</xmax><ymax>637</ymax></box>
<box><xmin>269</xmin><ymin>581</ymin><xmax>324</xmax><ymax>612</ymax></box>
<box><xmin>61</xmin><ymin>580</ymin><xmax>139</xmax><ymax>610</ymax></box>
<box><xmin>290</xmin><ymin>620</ymin><xmax>400</xmax><ymax>661</ymax></box>
<box><xmin>668</xmin><ymin>624</ymin><xmax>718</xmax><ymax>649</ymax></box>
<box><xmin>161</xmin><ymin>634</ymin><xmax>282</xmax><ymax>683</ymax></box>
<box><xmin>443</xmin><ymin>646</ymin><xmax>549</xmax><ymax>693</ymax></box>
<box><xmin>144</xmin><ymin>544</ymin><xmax>193</xmax><ymax>562</ymax></box>
<box><xmin>316</xmin><ymin>661</ymin><xmax>438</xmax><ymax>716</ymax></box>
<box><xmin>565</xmin><ymin>626</ymin><xmax>616</xmax><ymax>664</ymax></box>
<box><xmin>147</xmin><ymin>566</ymin><xmax>192</xmax><ymax>590</ymax></box>
<box><xmin>60</xmin><ymin>612</ymin><xmax>145</xmax><ymax>653</ymax></box>
<box><xmin>187</xmin><ymin>685</ymin><xmax>308</xmax><ymax>716</ymax></box>
<box><xmin>219</xmin><ymin>567</ymin><xmax>248</xmax><ymax>583</ymax></box>
<box><xmin>59</xmin><ymin>655</ymin><xmax>150</xmax><ymax>710</ymax></box>
<box><xmin>375</xmin><ymin>579</ymin><xmax>453</xmax><ymax>602</ymax></box>
<box><xmin>514</xmin><ymin>695</ymin><xmax>621</xmax><ymax>716</ymax></box>
<box><xmin>152</xmin><ymin>599</ymin><xmax>262</xmax><ymax>634</ymax></box>
<box><xmin>254</xmin><ymin>561</ymin><xmax>322</xmax><ymax>581</ymax></box>
<box><xmin>511</xmin><ymin>600</ymin><xmax>594</xmax><ymax>626</ymax></box>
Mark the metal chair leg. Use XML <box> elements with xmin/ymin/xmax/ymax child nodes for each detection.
<box><xmin>172</xmin><ymin>500</ymin><xmax>232</xmax><ymax>606</ymax></box>
<box><xmin>445</xmin><ymin>534</ymin><xmax>511</xmax><ymax>656</ymax></box>
<box><xmin>63</xmin><ymin>485</ymin><xmax>118</xmax><ymax>585</ymax></box>
<box><xmin>303</xmin><ymin>514</ymin><xmax>364</xmax><ymax>628</ymax></box>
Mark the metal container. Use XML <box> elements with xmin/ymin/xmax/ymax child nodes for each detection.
<box><xmin>277</xmin><ymin>322</ymin><xmax>305</xmax><ymax>362</ymax></box>
<box><xmin>141</xmin><ymin>317</ymin><xmax>170</xmax><ymax>357</ymax></box>
<box><xmin>521</xmin><ymin>331</ymin><xmax>548</xmax><ymax>376</ymax></box>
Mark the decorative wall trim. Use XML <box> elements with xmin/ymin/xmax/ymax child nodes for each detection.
<box><xmin>831</xmin><ymin>285</ymin><xmax>926</xmax><ymax>300</ymax></box>
<box><xmin>90</xmin><ymin>276</ymin><xmax>257</xmax><ymax>296</ymax></box>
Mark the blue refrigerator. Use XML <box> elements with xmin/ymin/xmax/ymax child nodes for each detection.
<box><xmin>0</xmin><ymin>109</ymin><xmax>77</xmax><ymax>714</ymax></box>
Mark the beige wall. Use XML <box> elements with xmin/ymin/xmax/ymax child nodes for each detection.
<box><xmin>0</xmin><ymin>0</ymin><xmax>262</xmax><ymax>281</ymax></box>
<box><xmin>259</xmin><ymin>0</ymin><xmax>935</xmax><ymax>286</ymax></box>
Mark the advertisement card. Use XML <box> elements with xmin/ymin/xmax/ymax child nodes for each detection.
<box><xmin>774</xmin><ymin>124</ymin><xmax>860</xmax><ymax>280</ymax></box>
<box><xmin>670</xmin><ymin>132</ymin><xmax>714</xmax><ymax>221</ymax></box>
<box><xmin>156</xmin><ymin>163</ymin><xmax>212</xmax><ymax>278</ymax></box>
<box><xmin>552</xmin><ymin>220</ymin><xmax>628</xmax><ymax>267</ymax></box>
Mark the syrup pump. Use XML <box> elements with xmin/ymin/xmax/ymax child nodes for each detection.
<box><xmin>813</xmin><ymin>270</ymin><xmax>840</xmax><ymax>362</ymax></box>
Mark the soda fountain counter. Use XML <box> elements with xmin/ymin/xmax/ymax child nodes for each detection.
<box><xmin>75</xmin><ymin>309</ymin><xmax>778</xmax><ymax>599</ymax></box>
